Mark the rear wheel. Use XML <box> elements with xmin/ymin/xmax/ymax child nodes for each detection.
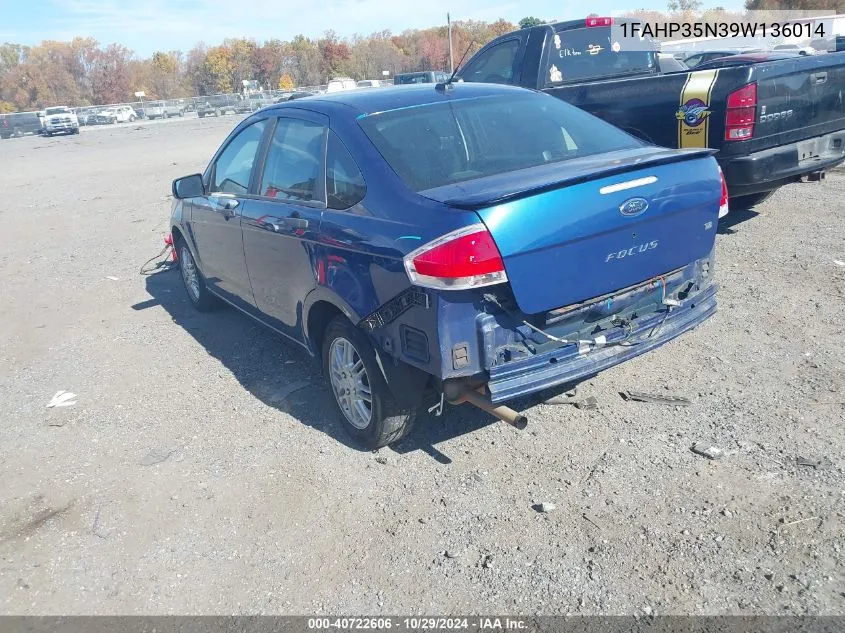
<box><xmin>322</xmin><ymin>317</ymin><xmax>416</xmax><ymax>448</ymax></box>
<box><xmin>215</xmin><ymin>108</ymin><xmax>221</xmax><ymax>117</ymax></box>
<box><xmin>729</xmin><ymin>190</ymin><xmax>775</xmax><ymax>210</ymax></box>
<box><xmin>176</xmin><ymin>239</ymin><xmax>217</xmax><ymax>311</ymax></box>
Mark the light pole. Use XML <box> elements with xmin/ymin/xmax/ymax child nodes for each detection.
<box><xmin>448</xmin><ymin>13</ymin><xmax>454</xmax><ymax>74</ymax></box>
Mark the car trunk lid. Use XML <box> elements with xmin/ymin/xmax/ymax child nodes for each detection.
<box><xmin>422</xmin><ymin>147</ymin><xmax>721</xmax><ymax>314</ymax></box>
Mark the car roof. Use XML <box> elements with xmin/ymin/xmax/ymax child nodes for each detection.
<box><xmin>267</xmin><ymin>82</ymin><xmax>532</xmax><ymax>118</ymax></box>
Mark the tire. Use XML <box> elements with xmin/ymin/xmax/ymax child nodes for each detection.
<box><xmin>73</xmin><ymin>128</ymin><xmax>80</xmax><ymax>135</ymax></box>
<box><xmin>322</xmin><ymin>316</ymin><xmax>416</xmax><ymax>448</ymax></box>
<box><xmin>130</xmin><ymin>115</ymin><xmax>136</xmax><ymax>122</ymax></box>
<box><xmin>215</xmin><ymin>109</ymin><xmax>221</xmax><ymax>117</ymax></box>
<box><xmin>176</xmin><ymin>238</ymin><xmax>217</xmax><ymax>312</ymax></box>
<box><xmin>198</xmin><ymin>112</ymin><xmax>204</xmax><ymax>118</ymax></box>
<box><xmin>729</xmin><ymin>190</ymin><xmax>775</xmax><ymax>210</ymax></box>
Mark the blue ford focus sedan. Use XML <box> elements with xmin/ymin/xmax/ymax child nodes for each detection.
<box><xmin>170</xmin><ymin>82</ymin><xmax>727</xmax><ymax>448</ymax></box>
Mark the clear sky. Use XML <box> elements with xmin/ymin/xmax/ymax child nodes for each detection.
<box><xmin>0</xmin><ymin>0</ymin><xmax>745</xmax><ymax>56</ymax></box>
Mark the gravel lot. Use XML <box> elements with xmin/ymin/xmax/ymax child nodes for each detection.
<box><xmin>0</xmin><ymin>118</ymin><xmax>843</xmax><ymax>616</ymax></box>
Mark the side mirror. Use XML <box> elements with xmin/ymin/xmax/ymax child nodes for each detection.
<box><xmin>172</xmin><ymin>174</ymin><xmax>204</xmax><ymax>199</ymax></box>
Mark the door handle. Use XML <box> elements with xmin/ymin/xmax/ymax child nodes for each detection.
<box><xmin>810</xmin><ymin>72</ymin><xmax>827</xmax><ymax>85</ymax></box>
<box><xmin>211</xmin><ymin>196</ymin><xmax>239</xmax><ymax>219</ymax></box>
<box><xmin>284</xmin><ymin>217</ymin><xmax>309</xmax><ymax>230</ymax></box>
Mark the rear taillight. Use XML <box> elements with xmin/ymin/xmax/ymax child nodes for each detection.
<box><xmin>586</xmin><ymin>17</ymin><xmax>613</xmax><ymax>27</ymax></box>
<box><xmin>718</xmin><ymin>166</ymin><xmax>729</xmax><ymax>218</ymax></box>
<box><xmin>404</xmin><ymin>224</ymin><xmax>507</xmax><ymax>290</ymax></box>
<box><xmin>725</xmin><ymin>83</ymin><xmax>757</xmax><ymax>141</ymax></box>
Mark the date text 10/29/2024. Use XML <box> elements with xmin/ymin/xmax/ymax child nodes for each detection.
<box><xmin>308</xmin><ymin>618</ymin><xmax>528</xmax><ymax>630</ymax></box>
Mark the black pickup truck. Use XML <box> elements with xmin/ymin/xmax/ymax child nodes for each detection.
<box><xmin>457</xmin><ymin>17</ymin><xmax>845</xmax><ymax>208</ymax></box>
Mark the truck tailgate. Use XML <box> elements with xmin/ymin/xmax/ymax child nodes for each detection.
<box><xmin>751</xmin><ymin>54</ymin><xmax>845</xmax><ymax>151</ymax></box>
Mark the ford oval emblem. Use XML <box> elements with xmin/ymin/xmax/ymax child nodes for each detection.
<box><xmin>619</xmin><ymin>197</ymin><xmax>649</xmax><ymax>217</ymax></box>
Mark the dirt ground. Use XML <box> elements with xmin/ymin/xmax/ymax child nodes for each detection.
<box><xmin>0</xmin><ymin>117</ymin><xmax>843</xmax><ymax>616</ymax></box>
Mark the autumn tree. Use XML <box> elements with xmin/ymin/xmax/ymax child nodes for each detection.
<box><xmin>90</xmin><ymin>44</ymin><xmax>133</xmax><ymax>104</ymax></box>
<box><xmin>201</xmin><ymin>45</ymin><xmax>235</xmax><ymax>93</ymax></box>
<box><xmin>278</xmin><ymin>73</ymin><xmax>294</xmax><ymax>90</ymax></box>
<box><xmin>318</xmin><ymin>31</ymin><xmax>351</xmax><ymax>79</ymax></box>
<box><xmin>745</xmin><ymin>0</ymin><xmax>844</xmax><ymax>8</ymax></box>
<box><xmin>148</xmin><ymin>51</ymin><xmax>183</xmax><ymax>98</ymax></box>
<box><xmin>667</xmin><ymin>0</ymin><xmax>702</xmax><ymax>11</ymax></box>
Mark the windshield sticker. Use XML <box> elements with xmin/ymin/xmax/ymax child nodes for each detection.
<box><xmin>554</xmin><ymin>34</ymin><xmax>561</xmax><ymax>49</ymax></box>
<box><xmin>549</xmin><ymin>64</ymin><xmax>563</xmax><ymax>82</ymax></box>
<box><xmin>611</xmin><ymin>41</ymin><xmax>621</xmax><ymax>53</ymax></box>
<box><xmin>587</xmin><ymin>44</ymin><xmax>604</xmax><ymax>55</ymax></box>
<box><xmin>677</xmin><ymin>69</ymin><xmax>719</xmax><ymax>149</ymax></box>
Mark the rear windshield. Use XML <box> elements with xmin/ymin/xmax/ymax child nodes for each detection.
<box><xmin>359</xmin><ymin>92</ymin><xmax>641</xmax><ymax>192</ymax></box>
<box><xmin>547</xmin><ymin>26</ymin><xmax>657</xmax><ymax>84</ymax></box>
<box><xmin>395</xmin><ymin>72</ymin><xmax>443</xmax><ymax>84</ymax></box>
<box><xmin>45</xmin><ymin>107</ymin><xmax>71</xmax><ymax>115</ymax></box>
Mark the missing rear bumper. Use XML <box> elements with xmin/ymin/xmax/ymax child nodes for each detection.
<box><xmin>486</xmin><ymin>284</ymin><xmax>717</xmax><ymax>403</ymax></box>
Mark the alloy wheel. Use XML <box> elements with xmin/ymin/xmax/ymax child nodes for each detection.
<box><xmin>328</xmin><ymin>337</ymin><xmax>373</xmax><ymax>429</ymax></box>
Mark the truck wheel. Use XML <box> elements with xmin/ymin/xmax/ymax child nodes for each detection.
<box><xmin>73</xmin><ymin>128</ymin><xmax>80</xmax><ymax>135</ymax></box>
<box><xmin>198</xmin><ymin>112</ymin><xmax>204</xmax><ymax>118</ymax></box>
<box><xmin>176</xmin><ymin>238</ymin><xmax>217</xmax><ymax>312</ymax></box>
<box><xmin>729</xmin><ymin>191</ymin><xmax>775</xmax><ymax>210</ymax></box>
<box><xmin>129</xmin><ymin>115</ymin><xmax>136</xmax><ymax>122</ymax></box>
<box><xmin>215</xmin><ymin>108</ymin><xmax>221</xmax><ymax>117</ymax></box>
<box><xmin>322</xmin><ymin>316</ymin><xmax>416</xmax><ymax>448</ymax></box>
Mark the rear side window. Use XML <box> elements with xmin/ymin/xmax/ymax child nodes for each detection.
<box><xmin>259</xmin><ymin>118</ymin><xmax>325</xmax><ymax>202</ymax></box>
<box><xmin>546</xmin><ymin>26</ymin><xmax>657</xmax><ymax>84</ymax></box>
<box><xmin>460</xmin><ymin>40</ymin><xmax>519</xmax><ymax>84</ymax></box>
<box><xmin>684</xmin><ymin>54</ymin><xmax>702</xmax><ymax>68</ymax></box>
<box><xmin>326</xmin><ymin>132</ymin><xmax>366</xmax><ymax>210</ymax></box>
<box><xmin>359</xmin><ymin>92</ymin><xmax>640</xmax><ymax>192</ymax></box>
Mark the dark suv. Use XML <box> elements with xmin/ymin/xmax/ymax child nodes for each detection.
<box><xmin>0</xmin><ymin>112</ymin><xmax>44</xmax><ymax>139</ymax></box>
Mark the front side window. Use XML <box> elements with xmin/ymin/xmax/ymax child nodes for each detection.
<box><xmin>359</xmin><ymin>92</ymin><xmax>641</xmax><ymax>192</ymax></box>
<box><xmin>211</xmin><ymin>119</ymin><xmax>267</xmax><ymax>195</ymax></box>
<box><xmin>459</xmin><ymin>40</ymin><xmax>519</xmax><ymax>84</ymax></box>
<box><xmin>326</xmin><ymin>132</ymin><xmax>366</xmax><ymax>210</ymax></box>
<box><xmin>259</xmin><ymin>118</ymin><xmax>325</xmax><ymax>202</ymax></box>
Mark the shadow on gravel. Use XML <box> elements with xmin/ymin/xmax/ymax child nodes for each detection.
<box><xmin>136</xmin><ymin>269</ymin><xmax>510</xmax><ymax>462</ymax></box>
<box><xmin>718</xmin><ymin>207</ymin><xmax>760</xmax><ymax>234</ymax></box>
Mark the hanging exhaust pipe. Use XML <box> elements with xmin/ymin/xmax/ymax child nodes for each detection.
<box><xmin>449</xmin><ymin>387</ymin><xmax>528</xmax><ymax>429</ymax></box>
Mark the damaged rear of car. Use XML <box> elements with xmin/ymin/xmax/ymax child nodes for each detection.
<box><xmin>355</xmin><ymin>87</ymin><xmax>725</xmax><ymax>436</ymax></box>
<box><xmin>170</xmin><ymin>83</ymin><xmax>724</xmax><ymax>449</ymax></box>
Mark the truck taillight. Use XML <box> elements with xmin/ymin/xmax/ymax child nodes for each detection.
<box><xmin>404</xmin><ymin>224</ymin><xmax>507</xmax><ymax>290</ymax></box>
<box><xmin>586</xmin><ymin>17</ymin><xmax>613</xmax><ymax>27</ymax></box>
<box><xmin>725</xmin><ymin>83</ymin><xmax>757</xmax><ymax>141</ymax></box>
<box><xmin>718</xmin><ymin>166</ymin><xmax>729</xmax><ymax>218</ymax></box>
